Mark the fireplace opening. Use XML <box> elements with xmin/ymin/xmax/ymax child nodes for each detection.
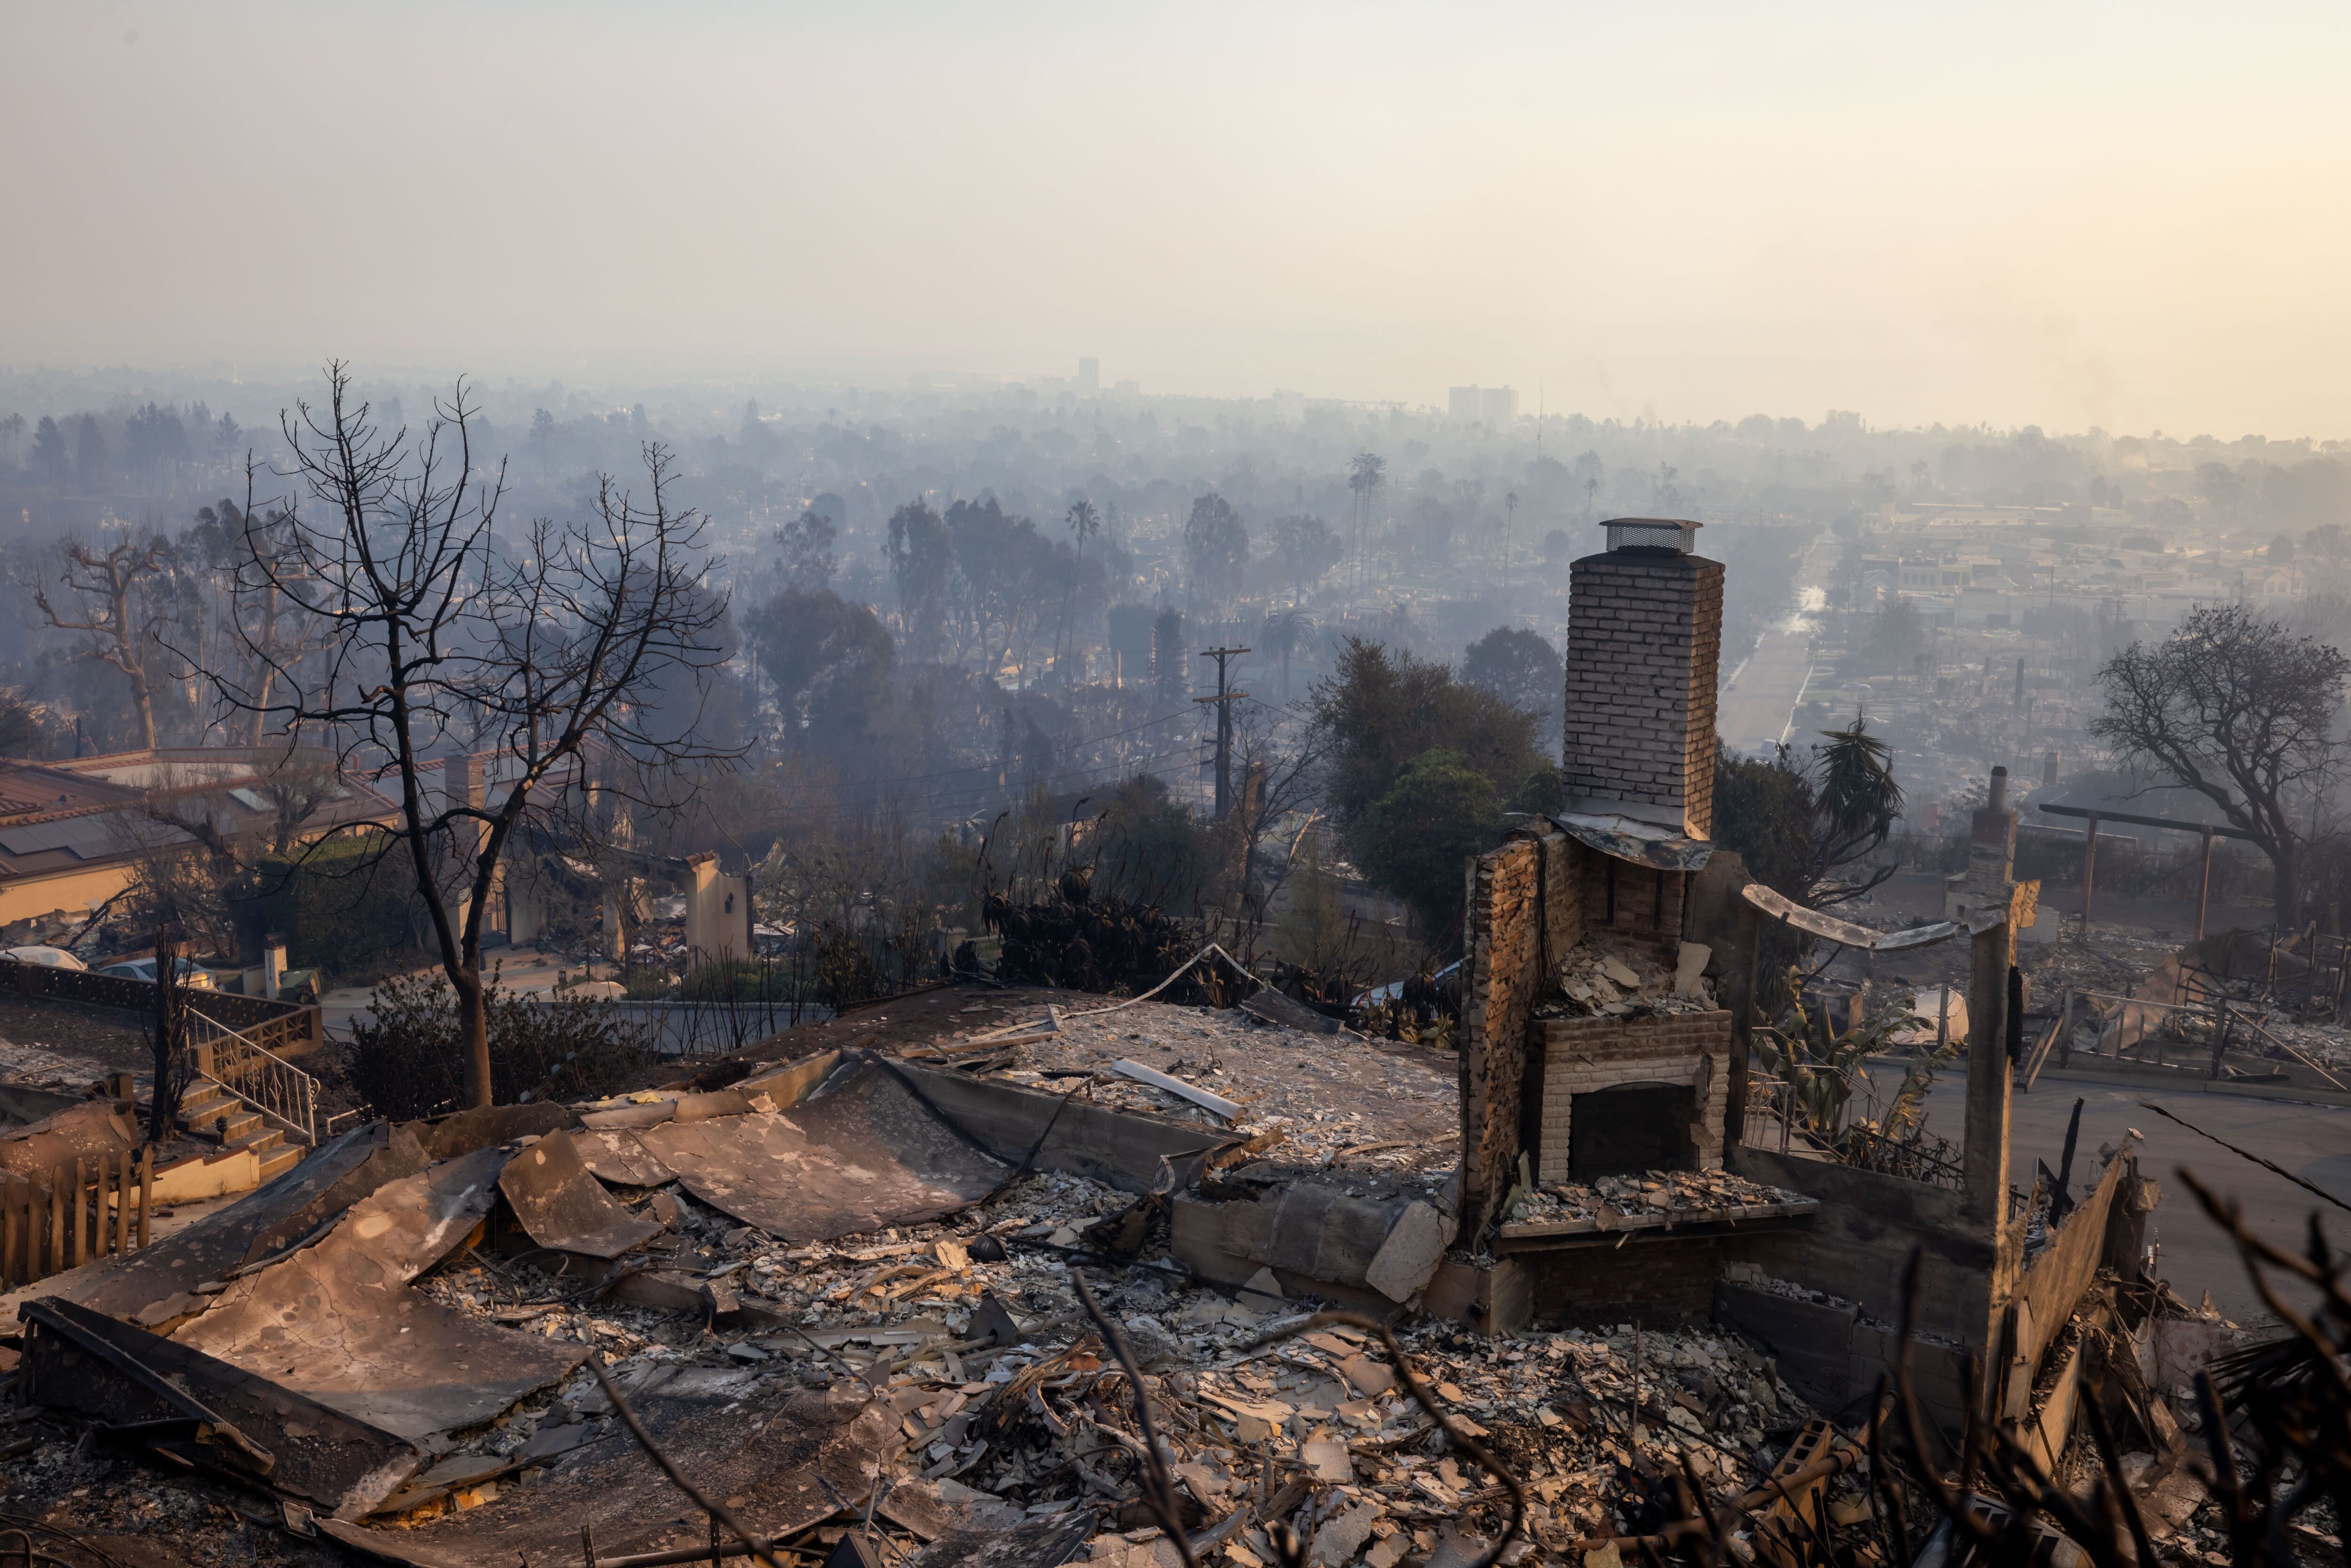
<box><xmin>1569</xmin><ymin>1081</ymin><xmax>1695</xmax><ymax>1180</ymax></box>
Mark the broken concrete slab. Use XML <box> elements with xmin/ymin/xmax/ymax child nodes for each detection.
<box><xmin>318</xmin><ymin>1378</ymin><xmax>893</xmax><ymax>1567</ymax></box>
<box><xmin>1363</xmin><ymin>1198</ymin><xmax>1454</xmax><ymax>1303</ymax></box>
<box><xmin>496</xmin><ymin>1131</ymin><xmax>664</xmax><ymax>1259</ymax></box>
<box><xmin>639</xmin><ymin>1055</ymin><xmax>1005</xmax><ymax>1241</ymax></box>
<box><xmin>173</xmin><ymin>1147</ymin><xmax>586</xmax><ymax>1445</ymax></box>
<box><xmin>1310</xmin><ymin>1499</ymin><xmax>1383</xmax><ymax>1565</ymax></box>
<box><xmin>21</xmin><ymin>1296</ymin><xmax>423</xmax><ymax>1519</ymax></box>
<box><xmin>1174</xmin><ymin>1177</ymin><xmax>1440</xmax><ymax>1312</ymax></box>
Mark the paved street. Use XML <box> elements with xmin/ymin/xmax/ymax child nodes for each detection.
<box><xmin>1918</xmin><ymin>1071</ymin><xmax>2351</xmax><ymax>1326</ymax></box>
<box><xmin>1718</xmin><ymin>540</ymin><xmax>1830</xmax><ymax>757</ymax></box>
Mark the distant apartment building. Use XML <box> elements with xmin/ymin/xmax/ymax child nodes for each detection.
<box><xmin>1448</xmin><ymin>385</ymin><xmax>1519</xmax><ymax>424</ymax></box>
<box><xmin>1077</xmin><ymin>356</ymin><xmax>1100</xmax><ymax>391</ymax></box>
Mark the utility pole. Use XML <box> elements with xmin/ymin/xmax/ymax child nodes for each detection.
<box><xmin>1194</xmin><ymin>646</ymin><xmax>1250</xmax><ymax>820</ymax></box>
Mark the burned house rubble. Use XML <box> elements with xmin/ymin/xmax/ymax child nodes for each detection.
<box><xmin>0</xmin><ymin>522</ymin><xmax>2312</xmax><ymax>1568</ymax></box>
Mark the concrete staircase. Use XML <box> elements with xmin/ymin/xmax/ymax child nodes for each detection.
<box><xmin>180</xmin><ymin>1076</ymin><xmax>305</xmax><ymax>1183</ymax></box>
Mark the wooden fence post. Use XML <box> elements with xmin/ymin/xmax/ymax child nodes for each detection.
<box><xmin>95</xmin><ymin>1154</ymin><xmax>111</xmax><ymax>1258</ymax></box>
<box><xmin>1</xmin><ymin>1177</ymin><xmax>15</xmax><ymax>1289</ymax></box>
<box><xmin>138</xmin><ymin>1146</ymin><xmax>152</xmax><ymax>1250</ymax></box>
<box><xmin>71</xmin><ymin>1156</ymin><xmax>87</xmax><ymax>1268</ymax></box>
<box><xmin>46</xmin><ymin>1167</ymin><xmax>62</xmax><ymax>1278</ymax></box>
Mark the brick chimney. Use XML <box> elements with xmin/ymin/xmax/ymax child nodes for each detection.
<box><xmin>1562</xmin><ymin>519</ymin><xmax>1724</xmax><ymax>839</ymax></box>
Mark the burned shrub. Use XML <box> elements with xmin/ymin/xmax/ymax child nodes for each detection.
<box><xmin>345</xmin><ymin>969</ymin><xmax>653</xmax><ymax>1119</ymax></box>
<box><xmin>983</xmin><ymin>869</ymin><xmax>1208</xmax><ymax>997</ymax></box>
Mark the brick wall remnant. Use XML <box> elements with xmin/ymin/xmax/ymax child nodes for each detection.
<box><xmin>1459</xmin><ymin>827</ymin><xmax>1586</xmax><ymax>1237</ymax></box>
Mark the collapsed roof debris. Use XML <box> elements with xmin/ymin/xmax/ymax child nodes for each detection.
<box><xmin>637</xmin><ymin>1055</ymin><xmax>1010</xmax><ymax>1240</ymax></box>
<box><xmin>0</xmin><ymin>965</ymin><xmax>2247</xmax><ymax>1568</ymax></box>
<box><xmin>172</xmin><ymin>1146</ymin><xmax>590</xmax><ymax>1446</ymax></box>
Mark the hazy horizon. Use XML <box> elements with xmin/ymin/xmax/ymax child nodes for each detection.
<box><xmin>9</xmin><ymin>2</ymin><xmax>2351</xmax><ymax>440</ymax></box>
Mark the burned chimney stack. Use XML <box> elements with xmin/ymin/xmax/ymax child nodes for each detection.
<box><xmin>1562</xmin><ymin>519</ymin><xmax>1724</xmax><ymax>840</ymax></box>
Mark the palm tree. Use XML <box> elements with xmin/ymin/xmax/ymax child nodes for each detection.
<box><xmin>1057</xmin><ymin>499</ymin><xmax>1102</xmax><ymax>682</ymax></box>
<box><xmin>1262</xmin><ymin>606</ymin><xmax>1313</xmax><ymax>698</ymax></box>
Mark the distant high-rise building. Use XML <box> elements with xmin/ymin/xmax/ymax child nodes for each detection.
<box><xmin>1447</xmin><ymin>385</ymin><xmax>1519</xmax><ymax>423</ymax></box>
<box><xmin>1078</xmin><ymin>356</ymin><xmax>1100</xmax><ymax>391</ymax></box>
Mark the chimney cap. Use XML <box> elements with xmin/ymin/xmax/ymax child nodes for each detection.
<box><xmin>1602</xmin><ymin>517</ymin><xmax>1702</xmax><ymax>554</ymax></box>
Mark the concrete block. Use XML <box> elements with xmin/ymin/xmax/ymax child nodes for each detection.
<box><xmin>1365</xmin><ymin>1199</ymin><xmax>1455</xmax><ymax>1303</ymax></box>
<box><xmin>1713</xmin><ymin>1281</ymin><xmax>1854</xmax><ymax>1412</ymax></box>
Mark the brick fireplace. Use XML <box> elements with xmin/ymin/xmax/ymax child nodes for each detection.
<box><xmin>1534</xmin><ymin>1010</ymin><xmax>1734</xmax><ymax>1185</ymax></box>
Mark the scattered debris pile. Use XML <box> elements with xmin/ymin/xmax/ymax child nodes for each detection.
<box><xmin>1536</xmin><ymin>939</ymin><xmax>1714</xmax><ymax>1020</ymax></box>
<box><xmin>0</xmin><ymin>976</ymin><xmax>2327</xmax><ymax>1567</ymax></box>
<box><xmin>915</xmin><ymin>992</ymin><xmax>1460</xmax><ymax>1171</ymax></box>
<box><xmin>1504</xmin><ymin>1168</ymin><xmax>1811</xmax><ymax>1231</ymax></box>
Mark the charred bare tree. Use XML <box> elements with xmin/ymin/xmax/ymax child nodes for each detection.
<box><xmin>2093</xmin><ymin>602</ymin><xmax>2349</xmax><ymax>922</ymax></box>
<box><xmin>33</xmin><ymin>531</ymin><xmax>170</xmax><ymax>750</ymax></box>
<box><xmin>147</xmin><ymin>926</ymin><xmax>191</xmax><ymax>1145</ymax></box>
<box><xmin>214</xmin><ymin>364</ymin><xmax>734</xmax><ymax>1109</ymax></box>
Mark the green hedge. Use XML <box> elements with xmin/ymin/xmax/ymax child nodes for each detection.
<box><xmin>253</xmin><ymin>839</ymin><xmax>416</xmax><ymax>979</ymax></box>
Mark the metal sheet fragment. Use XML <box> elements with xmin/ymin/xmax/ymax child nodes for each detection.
<box><xmin>406</xmin><ymin>1102</ymin><xmax>578</xmax><ymax>1162</ymax></box>
<box><xmin>496</xmin><ymin>1131</ymin><xmax>664</xmax><ymax>1259</ymax></box>
<box><xmin>173</xmin><ymin>1146</ymin><xmax>586</xmax><ymax>1444</ymax></box>
<box><xmin>0</xmin><ymin>1119</ymin><xmax>430</xmax><ymax>1330</ymax></box>
<box><xmin>579</xmin><ymin>1088</ymin><xmax>757</xmax><ymax>1131</ymax></box>
<box><xmin>1548</xmin><ymin>811</ymin><xmax>1715</xmax><ymax>871</ymax></box>
<box><xmin>639</xmin><ymin>1055</ymin><xmax>1006</xmax><ymax>1241</ymax></box>
<box><xmin>903</xmin><ymin>1511</ymin><xmax>1093</xmax><ymax>1567</ymax></box>
<box><xmin>1740</xmin><ymin>882</ymin><xmax>1959</xmax><ymax>952</ymax></box>
<box><xmin>318</xmin><ymin>1378</ymin><xmax>891</xmax><ymax>1567</ymax></box>
<box><xmin>568</xmin><ymin>1125</ymin><xmax>675</xmax><ymax>1185</ymax></box>
<box><xmin>21</xmin><ymin>1296</ymin><xmax>423</xmax><ymax>1519</ymax></box>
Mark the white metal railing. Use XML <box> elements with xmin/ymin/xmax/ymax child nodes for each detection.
<box><xmin>185</xmin><ymin>1006</ymin><xmax>319</xmax><ymax>1146</ymax></box>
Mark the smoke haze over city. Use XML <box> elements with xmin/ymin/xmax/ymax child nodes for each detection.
<box><xmin>10</xmin><ymin>2</ymin><xmax>2351</xmax><ymax>435</ymax></box>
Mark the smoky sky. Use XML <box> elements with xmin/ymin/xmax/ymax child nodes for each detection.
<box><xmin>8</xmin><ymin>0</ymin><xmax>2351</xmax><ymax>438</ymax></box>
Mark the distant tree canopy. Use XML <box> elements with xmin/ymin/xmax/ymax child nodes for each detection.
<box><xmin>778</xmin><ymin>507</ymin><xmax>837</xmax><ymax>592</ymax></box>
<box><xmin>742</xmin><ymin>588</ymin><xmax>896</xmax><ymax>744</ymax></box>
<box><xmin>1183</xmin><ymin>492</ymin><xmax>1250</xmax><ymax>610</ymax></box>
<box><xmin>1266</xmin><ymin>512</ymin><xmax>1340</xmax><ymax>593</ymax></box>
<box><xmin>1460</xmin><ymin>626</ymin><xmax>1564</xmax><ymax>731</ymax></box>
<box><xmin>1862</xmin><ymin>596</ymin><xmax>1927</xmax><ymax>669</ymax></box>
<box><xmin>1310</xmin><ymin>637</ymin><xmax>1550</xmax><ymax>938</ymax></box>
